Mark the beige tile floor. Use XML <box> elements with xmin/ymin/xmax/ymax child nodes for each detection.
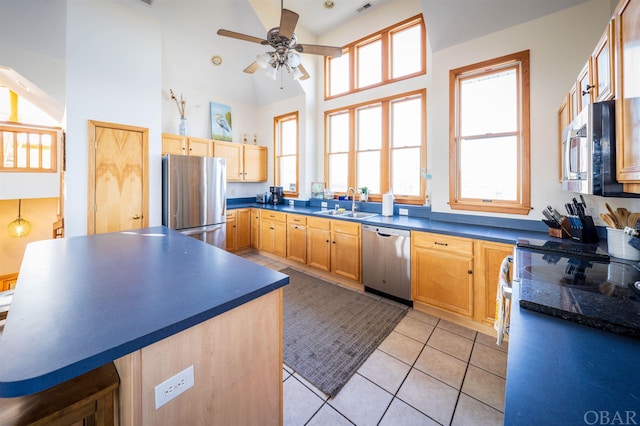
<box><xmin>239</xmin><ymin>251</ymin><xmax>508</xmax><ymax>426</ymax></box>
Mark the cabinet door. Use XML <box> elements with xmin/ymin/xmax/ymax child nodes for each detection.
<box><xmin>287</xmin><ymin>223</ymin><xmax>306</xmax><ymax>263</ymax></box>
<box><xmin>214</xmin><ymin>141</ymin><xmax>243</xmax><ymax>182</ymax></box>
<box><xmin>236</xmin><ymin>209</ymin><xmax>251</xmax><ymax>250</ymax></box>
<box><xmin>259</xmin><ymin>220</ymin><xmax>275</xmax><ymax>253</ymax></box>
<box><xmin>474</xmin><ymin>241</ymin><xmax>513</xmax><ymax>326</ymax></box>
<box><xmin>225</xmin><ymin>211</ymin><xmax>237</xmax><ymax>252</ymax></box>
<box><xmin>614</xmin><ymin>0</ymin><xmax>640</xmax><ymax>189</ymax></box>
<box><xmin>568</xmin><ymin>83</ymin><xmax>579</xmax><ymax>121</ymax></box>
<box><xmin>251</xmin><ymin>209</ymin><xmax>260</xmax><ymax>248</ymax></box>
<box><xmin>592</xmin><ymin>23</ymin><xmax>614</xmax><ymax>102</ymax></box>
<box><xmin>162</xmin><ymin>133</ymin><xmax>186</xmax><ymax>155</ymax></box>
<box><xmin>244</xmin><ymin>146</ymin><xmax>268</xmax><ymax>182</ymax></box>
<box><xmin>307</xmin><ymin>227</ymin><xmax>331</xmax><ymax>272</ymax></box>
<box><xmin>577</xmin><ymin>60</ymin><xmax>593</xmax><ymax>112</ymax></box>
<box><xmin>557</xmin><ymin>95</ymin><xmax>571</xmax><ymax>181</ymax></box>
<box><xmin>331</xmin><ymin>231</ymin><xmax>361</xmax><ymax>282</ymax></box>
<box><xmin>412</xmin><ymin>247</ymin><xmax>474</xmax><ymax>317</ymax></box>
<box><xmin>187</xmin><ymin>137</ymin><xmax>212</xmax><ymax>157</ymax></box>
<box><xmin>273</xmin><ymin>221</ymin><xmax>287</xmax><ymax>257</ymax></box>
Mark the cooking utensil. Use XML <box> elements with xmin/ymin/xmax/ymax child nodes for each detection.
<box><xmin>600</xmin><ymin>213</ymin><xmax>618</xmax><ymax>229</ymax></box>
<box><xmin>543</xmin><ymin>219</ymin><xmax>560</xmax><ymax>229</ymax></box>
<box><xmin>628</xmin><ymin>213</ymin><xmax>640</xmax><ymax>229</ymax></box>
<box><xmin>605</xmin><ymin>203</ymin><xmax>621</xmax><ymax>228</ymax></box>
<box><xmin>616</xmin><ymin>208</ymin><xmax>630</xmax><ymax>227</ymax></box>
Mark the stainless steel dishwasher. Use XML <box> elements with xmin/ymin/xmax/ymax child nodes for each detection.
<box><xmin>362</xmin><ymin>224</ymin><xmax>412</xmax><ymax>306</ymax></box>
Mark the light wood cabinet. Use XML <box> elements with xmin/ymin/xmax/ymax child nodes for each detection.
<box><xmin>614</xmin><ymin>0</ymin><xmax>640</xmax><ymax>191</ymax></box>
<box><xmin>227</xmin><ymin>209</ymin><xmax>251</xmax><ymax>252</ymax></box>
<box><xmin>251</xmin><ymin>208</ymin><xmax>261</xmax><ymax>249</ymax></box>
<box><xmin>411</xmin><ymin>232</ymin><xmax>474</xmax><ymax>317</ymax></box>
<box><xmin>557</xmin><ymin>94</ymin><xmax>571</xmax><ymax>181</ymax></box>
<box><xmin>473</xmin><ymin>241</ymin><xmax>513</xmax><ymax>326</ymax></box>
<box><xmin>0</xmin><ymin>273</ymin><xmax>18</xmax><ymax>291</ymax></box>
<box><xmin>577</xmin><ymin>60</ymin><xmax>593</xmax><ymax>113</ymax></box>
<box><xmin>260</xmin><ymin>211</ymin><xmax>287</xmax><ymax>257</ymax></box>
<box><xmin>213</xmin><ymin>141</ymin><xmax>267</xmax><ymax>182</ymax></box>
<box><xmin>592</xmin><ymin>22</ymin><xmax>615</xmax><ymax>102</ymax></box>
<box><xmin>287</xmin><ymin>214</ymin><xmax>307</xmax><ymax>264</ymax></box>
<box><xmin>162</xmin><ymin>133</ymin><xmax>212</xmax><ymax>157</ymax></box>
<box><xmin>307</xmin><ymin>217</ymin><xmax>331</xmax><ymax>272</ymax></box>
<box><xmin>330</xmin><ymin>220</ymin><xmax>361</xmax><ymax>282</ymax></box>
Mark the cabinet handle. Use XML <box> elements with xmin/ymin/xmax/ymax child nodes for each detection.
<box><xmin>132</xmin><ymin>214</ymin><xmax>141</xmax><ymax>220</ymax></box>
<box><xmin>582</xmin><ymin>84</ymin><xmax>594</xmax><ymax>96</ymax></box>
<box><xmin>326</xmin><ymin>240</ymin><xmax>330</xmax><ymax>243</ymax></box>
<box><xmin>332</xmin><ymin>241</ymin><xmax>336</xmax><ymax>244</ymax></box>
<box><xmin>434</xmin><ymin>242</ymin><xmax>448</xmax><ymax>246</ymax></box>
<box><xmin>468</xmin><ymin>270</ymin><xmax>473</xmax><ymax>274</ymax></box>
<box><xmin>270</xmin><ymin>227</ymin><xmax>274</xmax><ymax>230</ymax></box>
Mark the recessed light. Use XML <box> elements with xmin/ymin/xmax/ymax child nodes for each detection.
<box><xmin>324</xmin><ymin>1</ymin><xmax>335</xmax><ymax>9</ymax></box>
<box><xmin>211</xmin><ymin>55</ymin><xmax>222</xmax><ymax>66</ymax></box>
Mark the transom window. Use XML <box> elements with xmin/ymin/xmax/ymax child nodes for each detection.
<box><xmin>274</xmin><ymin>112</ymin><xmax>298</xmax><ymax>195</ymax></box>
<box><xmin>325</xmin><ymin>15</ymin><xmax>425</xmax><ymax>99</ymax></box>
<box><xmin>449</xmin><ymin>50</ymin><xmax>531</xmax><ymax>214</ymax></box>
<box><xmin>325</xmin><ymin>90</ymin><xmax>425</xmax><ymax>204</ymax></box>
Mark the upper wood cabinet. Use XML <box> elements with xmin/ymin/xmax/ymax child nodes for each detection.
<box><xmin>162</xmin><ymin>133</ymin><xmax>212</xmax><ymax>157</ymax></box>
<box><xmin>213</xmin><ymin>141</ymin><xmax>267</xmax><ymax>182</ymax></box>
<box><xmin>576</xmin><ymin>60</ymin><xmax>593</xmax><ymax>113</ymax></box>
<box><xmin>557</xmin><ymin>94</ymin><xmax>571</xmax><ymax>181</ymax></box>
<box><xmin>614</xmin><ymin>0</ymin><xmax>640</xmax><ymax>191</ymax></box>
<box><xmin>592</xmin><ymin>22</ymin><xmax>615</xmax><ymax>102</ymax></box>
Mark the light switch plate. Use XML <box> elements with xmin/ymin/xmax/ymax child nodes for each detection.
<box><xmin>321</xmin><ymin>202</ymin><xmax>328</xmax><ymax>208</ymax></box>
<box><xmin>155</xmin><ymin>365</ymin><xmax>195</xmax><ymax>409</ymax></box>
<box><xmin>399</xmin><ymin>208</ymin><xmax>408</xmax><ymax>216</ymax></box>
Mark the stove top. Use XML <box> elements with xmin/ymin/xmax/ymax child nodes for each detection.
<box><xmin>515</xmin><ymin>240</ymin><xmax>640</xmax><ymax>338</ymax></box>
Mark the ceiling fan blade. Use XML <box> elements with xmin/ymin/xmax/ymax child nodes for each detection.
<box><xmin>217</xmin><ymin>29</ymin><xmax>267</xmax><ymax>45</ymax></box>
<box><xmin>297</xmin><ymin>64</ymin><xmax>310</xmax><ymax>81</ymax></box>
<box><xmin>295</xmin><ymin>44</ymin><xmax>343</xmax><ymax>58</ymax></box>
<box><xmin>278</xmin><ymin>9</ymin><xmax>299</xmax><ymax>40</ymax></box>
<box><xmin>243</xmin><ymin>61</ymin><xmax>260</xmax><ymax>74</ymax></box>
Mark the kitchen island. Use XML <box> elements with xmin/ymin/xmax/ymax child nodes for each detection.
<box><xmin>0</xmin><ymin>226</ymin><xmax>289</xmax><ymax>425</ymax></box>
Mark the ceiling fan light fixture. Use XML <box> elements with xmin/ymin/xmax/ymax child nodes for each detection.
<box><xmin>256</xmin><ymin>52</ymin><xmax>272</xmax><ymax>68</ymax></box>
<box><xmin>287</xmin><ymin>51</ymin><xmax>302</xmax><ymax>68</ymax></box>
<box><xmin>265</xmin><ymin>65</ymin><xmax>278</xmax><ymax>80</ymax></box>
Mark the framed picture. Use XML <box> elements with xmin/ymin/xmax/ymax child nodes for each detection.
<box><xmin>210</xmin><ymin>102</ymin><xmax>232</xmax><ymax>142</ymax></box>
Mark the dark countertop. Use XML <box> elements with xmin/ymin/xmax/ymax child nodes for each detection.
<box><xmin>230</xmin><ymin>202</ymin><xmax>548</xmax><ymax>245</ymax></box>
<box><xmin>0</xmin><ymin>226</ymin><xmax>289</xmax><ymax>397</ymax></box>
<box><xmin>505</xmin><ymin>247</ymin><xmax>640</xmax><ymax>425</ymax></box>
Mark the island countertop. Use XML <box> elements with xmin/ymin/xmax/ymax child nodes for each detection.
<box><xmin>0</xmin><ymin>226</ymin><xmax>289</xmax><ymax>398</ymax></box>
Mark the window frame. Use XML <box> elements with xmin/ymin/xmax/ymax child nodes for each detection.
<box><xmin>273</xmin><ymin>111</ymin><xmax>299</xmax><ymax>197</ymax></box>
<box><xmin>324</xmin><ymin>89</ymin><xmax>426</xmax><ymax>204</ymax></box>
<box><xmin>0</xmin><ymin>122</ymin><xmax>59</xmax><ymax>172</ymax></box>
<box><xmin>448</xmin><ymin>50</ymin><xmax>531</xmax><ymax>215</ymax></box>
<box><xmin>324</xmin><ymin>14</ymin><xmax>426</xmax><ymax>100</ymax></box>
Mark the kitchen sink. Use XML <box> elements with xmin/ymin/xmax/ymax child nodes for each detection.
<box><xmin>340</xmin><ymin>212</ymin><xmax>378</xmax><ymax>219</ymax></box>
<box><xmin>314</xmin><ymin>210</ymin><xmax>378</xmax><ymax>220</ymax></box>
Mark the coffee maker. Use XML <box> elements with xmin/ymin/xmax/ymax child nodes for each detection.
<box><xmin>270</xmin><ymin>186</ymin><xmax>284</xmax><ymax>205</ymax></box>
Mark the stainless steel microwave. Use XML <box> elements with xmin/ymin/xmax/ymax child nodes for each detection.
<box><xmin>561</xmin><ymin>100</ymin><xmax>636</xmax><ymax>197</ymax></box>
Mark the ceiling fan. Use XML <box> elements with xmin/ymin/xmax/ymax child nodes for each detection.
<box><xmin>217</xmin><ymin>3</ymin><xmax>342</xmax><ymax>82</ymax></box>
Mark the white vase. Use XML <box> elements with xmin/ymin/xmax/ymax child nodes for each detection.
<box><xmin>179</xmin><ymin>117</ymin><xmax>188</xmax><ymax>136</ymax></box>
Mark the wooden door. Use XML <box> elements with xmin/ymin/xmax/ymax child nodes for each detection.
<box><xmin>214</xmin><ymin>141</ymin><xmax>243</xmax><ymax>181</ymax></box>
<box><xmin>251</xmin><ymin>209</ymin><xmax>260</xmax><ymax>248</ymax></box>
<box><xmin>259</xmin><ymin>220</ymin><xmax>275</xmax><ymax>253</ymax></box>
<box><xmin>474</xmin><ymin>241</ymin><xmax>513</xmax><ymax>326</ymax></box>
<box><xmin>226</xmin><ymin>211</ymin><xmax>237</xmax><ymax>252</ymax></box>
<box><xmin>287</xmin><ymin>223</ymin><xmax>307</xmax><ymax>263</ymax></box>
<box><xmin>576</xmin><ymin>60</ymin><xmax>592</xmax><ymax>112</ymax></box>
<box><xmin>592</xmin><ymin>23</ymin><xmax>614</xmax><ymax>102</ymax></box>
<box><xmin>88</xmin><ymin>121</ymin><xmax>148</xmax><ymax>234</ymax></box>
<box><xmin>557</xmin><ymin>95</ymin><xmax>571</xmax><ymax>181</ymax></box>
<box><xmin>307</xmin><ymin>224</ymin><xmax>331</xmax><ymax>272</ymax></box>
<box><xmin>162</xmin><ymin>133</ymin><xmax>186</xmax><ymax>155</ymax></box>
<box><xmin>187</xmin><ymin>137</ymin><xmax>212</xmax><ymax>157</ymax></box>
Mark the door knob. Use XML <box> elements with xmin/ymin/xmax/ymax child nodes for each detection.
<box><xmin>132</xmin><ymin>214</ymin><xmax>141</xmax><ymax>220</ymax></box>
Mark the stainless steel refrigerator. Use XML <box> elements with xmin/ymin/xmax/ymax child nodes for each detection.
<box><xmin>162</xmin><ymin>154</ymin><xmax>227</xmax><ymax>250</ymax></box>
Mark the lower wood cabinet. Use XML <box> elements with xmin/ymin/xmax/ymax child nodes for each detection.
<box><xmin>259</xmin><ymin>211</ymin><xmax>287</xmax><ymax>257</ymax></box>
<box><xmin>287</xmin><ymin>214</ymin><xmax>307</xmax><ymax>264</ymax></box>
<box><xmin>251</xmin><ymin>208</ymin><xmax>261</xmax><ymax>249</ymax></box>
<box><xmin>307</xmin><ymin>218</ymin><xmax>331</xmax><ymax>272</ymax></box>
<box><xmin>411</xmin><ymin>232</ymin><xmax>474</xmax><ymax>317</ymax></box>
<box><xmin>226</xmin><ymin>209</ymin><xmax>251</xmax><ymax>252</ymax></box>
<box><xmin>474</xmin><ymin>240</ymin><xmax>513</xmax><ymax>326</ymax></box>
<box><xmin>330</xmin><ymin>220</ymin><xmax>361</xmax><ymax>282</ymax></box>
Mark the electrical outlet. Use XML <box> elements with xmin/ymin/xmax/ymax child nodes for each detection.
<box><xmin>399</xmin><ymin>208</ymin><xmax>408</xmax><ymax>216</ymax></box>
<box><xmin>321</xmin><ymin>201</ymin><xmax>328</xmax><ymax>208</ymax></box>
<box><xmin>155</xmin><ymin>365</ymin><xmax>195</xmax><ymax>409</ymax></box>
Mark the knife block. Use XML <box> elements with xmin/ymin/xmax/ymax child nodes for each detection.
<box><xmin>570</xmin><ymin>215</ymin><xmax>599</xmax><ymax>244</ymax></box>
<box><xmin>548</xmin><ymin>217</ymin><xmax>570</xmax><ymax>239</ymax></box>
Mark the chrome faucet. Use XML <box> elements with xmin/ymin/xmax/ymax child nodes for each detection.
<box><xmin>347</xmin><ymin>187</ymin><xmax>356</xmax><ymax>214</ymax></box>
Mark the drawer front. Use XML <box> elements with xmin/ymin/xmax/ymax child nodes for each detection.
<box><xmin>331</xmin><ymin>220</ymin><xmax>361</xmax><ymax>236</ymax></box>
<box><xmin>263</xmin><ymin>211</ymin><xmax>286</xmax><ymax>222</ymax></box>
<box><xmin>287</xmin><ymin>214</ymin><xmax>307</xmax><ymax>226</ymax></box>
<box><xmin>226</xmin><ymin>211</ymin><xmax>236</xmax><ymax>220</ymax></box>
<box><xmin>308</xmin><ymin>217</ymin><xmax>331</xmax><ymax>230</ymax></box>
<box><xmin>411</xmin><ymin>231</ymin><xmax>473</xmax><ymax>256</ymax></box>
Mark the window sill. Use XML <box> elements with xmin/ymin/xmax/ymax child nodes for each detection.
<box><xmin>449</xmin><ymin>201</ymin><xmax>532</xmax><ymax>215</ymax></box>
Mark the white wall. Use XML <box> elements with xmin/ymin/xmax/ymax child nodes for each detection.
<box><xmin>64</xmin><ymin>0</ymin><xmax>162</xmax><ymax>237</ymax></box>
<box><xmin>429</xmin><ymin>0</ymin><xmax>639</xmax><ymax>223</ymax></box>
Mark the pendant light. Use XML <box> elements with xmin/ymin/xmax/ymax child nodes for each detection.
<box><xmin>7</xmin><ymin>199</ymin><xmax>32</xmax><ymax>237</ymax></box>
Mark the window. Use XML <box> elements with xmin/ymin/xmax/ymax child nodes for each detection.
<box><xmin>449</xmin><ymin>50</ymin><xmax>530</xmax><ymax>214</ymax></box>
<box><xmin>274</xmin><ymin>112</ymin><xmax>298</xmax><ymax>195</ymax></box>
<box><xmin>325</xmin><ymin>90</ymin><xmax>425</xmax><ymax>204</ymax></box>
<box><xmin>325</xmin><ymin>15</ymin><xmax>425</xmax><ymax>99</ymax></box>
<box><xmin>1</xmin><ymin>87</ymin><xmax>60</xmax><ymax>172</ymax></box>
